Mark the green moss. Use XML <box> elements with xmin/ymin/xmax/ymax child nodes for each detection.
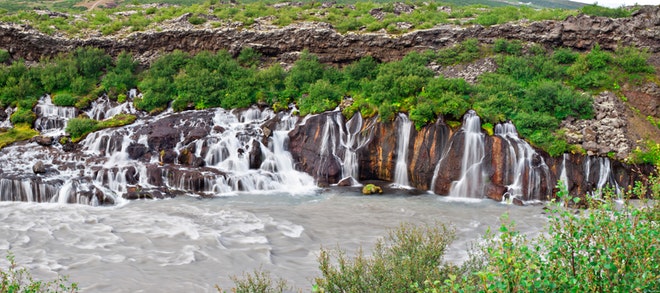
<box><xmin>0</xmin><ymin>124</ymin><xmax>38</xmax><ymax>149</ymax></box>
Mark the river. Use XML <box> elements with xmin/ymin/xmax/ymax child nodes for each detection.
<box><xmin>0</xmin><ymin>188</ymin><xmax>549</xmax><ymax>292</ymax></box>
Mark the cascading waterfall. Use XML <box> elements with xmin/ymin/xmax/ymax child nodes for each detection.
<box><xmin>316</xmin><ymin>111</ymin><xmax>374</xmax><ymax>186</ymax></box>
<box><xmin>449</xmin><ymin>110</ymin><xmax>486</xmax><ymax>198</ymax></box>
<box><xmin>391</xmin><ymin>113</ymin><xmax>412</xmax><ymax>188</ymax></box>
<box><xmin>0</xmin><ymin>106</ymin><xmax>13</xmax><ymax>128</ymax></box>
<box><xmin>0</xmin><ymin>99</ymin><xmax>317</xmax><ymax>205</ymax></box>
<box><xmin>584</xmin><ymin>156</ymin><xmax>620</xmax><ymax>197</ymax></box>
<box><xmin>33</xmin><ymin>95</ymin><xmax>77</xmax><ymax>135</ymax></box>
<box><xmin>337</xmin><ymin>112</ymin><xmax>373</xmax><ymax>185</ymax></box>
<box><xmin>495</xmin><ymin>122</ymin><xmax>551</xmax><ymax>202</ymax></box>
<box><xmin>559</xmin><ymin>153</ymin><xmax>570</xmax><ymax>193</ymax></box>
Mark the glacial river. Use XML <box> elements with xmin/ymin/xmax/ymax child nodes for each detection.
<box><xmin>0</xmin><ymin>189</ymin><xmax>549</xmax><ymax>292</ymax></box>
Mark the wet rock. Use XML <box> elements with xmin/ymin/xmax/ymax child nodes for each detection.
<box><xmin>127</xmin><ymin>143</ymin><xmax>148</xmax><ymax>160</ymax></box>
<box><xmin>159</xmin><ymin>150</ymin><xmax>177</xmax><ymax>164</ymax></box>
<box><xmin>486</xmin><ymin>184</ymin><xmax>507</xmax><ymax>201</ymax></box>
<box><xmin>31</xmin><ymin>135</ymin><xmax>54</xmax><ymax>146</ymax></box>
<box><xmin>33</xmin><ymin>161</ymin><xmax>46</xmax><ymax>174</ymax></box>
<box><xmin>336</xmin><ymin>177</ymin><xmax>353</xmax><ymax>186</ymax></box>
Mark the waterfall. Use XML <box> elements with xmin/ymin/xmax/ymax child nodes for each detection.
<box><xmin>0</xmin><ymin>107</ymin><xmax>13</xmax><ymax>128</ymax></box>
<box><xmin>391</xmin><ymin>113</ymin><xmax>412</xmax><ymax>188</ymax></box>
<box><xmin>495</xmin><ymin>122</ymin><xmax>551</xmax><ymax>202</ymax></box>
<box><xmin>33</xmin><ymin>95</ymin><xmax>77</xmax><ymax>135</ymax></box>
<box><xmin>449</xmin><ymin>110</ymin><xmax>486</xmax><ymax>198</ymax></box>
<box><xmin>584</xmin><ymin>156</ymin><xmax>620</xmax><ymax>197</ymax></box>
<box><xmin>559</xmin><ymin>153</ymin><xmax>570</xmax><ymax>193</ymax></box>
<box><xmin>316</xmin><ymin>111</ymin><xmax>374</xmax><ymax>186</ymax></box>
<box><xmin>0</xmin><ymin>103</ymin><xmax>317</xmax><ymax>205</ymax></box>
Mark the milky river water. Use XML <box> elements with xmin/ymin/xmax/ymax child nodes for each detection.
<box><xmin>0</xmin><ymin>188</ymin><xmax>549</xmax><ymax>292</ymax></box>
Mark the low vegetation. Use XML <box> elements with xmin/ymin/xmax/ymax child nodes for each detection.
<box><xmin>0</xmin><ymin>123</ymin><xmax>38</xmax><ymax>148</ymax></box>
<box><xmin>1</xmin><ymin>252</ymin><xmax>78</xmax><ymax>293</ymax></box>
<box><xmin>0</xmin><ymin>0</ymin><xmax>598</xmax><ymax>37</ymax></box>
<box><xmin>65</xmin><ymin>113</ymin><xmax>136</xmax><ymax>142</ymax></box>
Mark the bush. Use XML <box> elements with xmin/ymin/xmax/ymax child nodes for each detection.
<box><xmin>65</xmin><ymin>117</ymin><xmax>98</xmax><ymax>141</ymax></box>
<box><xmin>1</xmin><ymin>252</ymin><xmax>78</xmax><ymax>292</ymax></box>
<box><xmin>225</xmin><ymin>269</ymin><xmax>289</xmax><ymax>293</ymax></box>
<box><xmin>188</xmin><ymin>15</ymin><xmax>207</xmax><ymax>25</ymax></box>
<box><xmin>0</xmin><ymin>49</ymin><xmax>9</xmax><ymax>63</ymax></box>
<box><xmin>580</xmin><ymin>4</ymin><xmax>631</xmax><ymax>18</ymax></box>
<box><xmin>52</xmin><ymin>93</ymin><xmax>77</xmax><ymax>107</ymax></box>
<box><xmin>0</xmin><ymin>124</ymin><xmax>38</xmax><ymax>149</ymax></box>
<box><xmin>615</xmin><ymin>46</ymin><xmax>655</xmax><ymax>74</ymax></box>
<box><xmin>9</xmin><ymin>107</ymin><xmax>36</xmax><ymax>125</ymax></box>
<box><xmin>315</xmin><ymin>223</ymin><xmax>457</xmax><ymax>293</ymax></box>
<box><xmin>422</xmin><ymin>174</ymin><xmax>660</xmax><ymax>293</ymax></box>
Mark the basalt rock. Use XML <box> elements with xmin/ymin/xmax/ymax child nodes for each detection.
<box><xmin>1</xmin><ymin>6</ymin><xmax>658</xmax><ymax>65</ymax></box>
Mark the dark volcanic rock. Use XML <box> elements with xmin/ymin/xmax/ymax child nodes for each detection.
<box><xmin>32</xmin><ymin>161</ymin><xmax>46</xmax><ymax>174</ymax></box>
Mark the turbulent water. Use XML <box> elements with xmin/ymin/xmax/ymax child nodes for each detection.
<box><xmin>0</xmin><ymin>190</ymin><xmax>548</xmax><ymax>292</ymax></box>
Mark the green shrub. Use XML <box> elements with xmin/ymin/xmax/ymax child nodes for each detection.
<box><xmin>552</xmin><ymin>47</ymin><xmax>578</xmax><ymax>64</ymax></box>
<box><xmin>65</xmin><ymin>117</ymin><xmax>98</xmax><ymax>141</ymax></box>
<box><xmin>580</xmin><ymin>4</ymin><xmax>631</xmax><ymax>18</ymax></box>
<box><xmin>0</xmin><ymin>252</ymin><xmax>78</xmax><ymax>292</ymax></box>
<box><xmin>52</xmin><ymin>93</ymin><xmax>77</xmax><ymax>107</ymax></box>
<box><xmin>226</xmin><ymin>269</ymin><xmax>289</xmax><ymax>293</ymax></box>
<box><xmin>615</xmin><ymin>46</ymin><xmax>655</xmax><ymax>74</ymax></box>
<box><xmin>9</xmin><ymin>107</ymin><xmax>36</xmax><ymax>125</ymax></box>
<box><xmin>298</xmin><ymin>79</ymin><xmax>342</xmax><ymax>115</ymax></box>
<box><xmin>237</xmin><ymin>47</ymin><xmax>261</xmax><ymax>68</ymax></box>
<box><xmin>188</xmin><ymin>15</ymin><xmax>207</xmax><ymax>25</ymax></box>
<box><xmin>315</xmin><ymin>223</ymin><xmax>457</xmax><ymax>293</ymax></box>
<box><xmin>0</xmin><ymin>49</ymin><xmax>9</xmax><ymax>63</ymax></box>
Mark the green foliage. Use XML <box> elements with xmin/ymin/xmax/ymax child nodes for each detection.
<box><xmin>102</xmin><ymin>52</ymin><xmax>139</xmax><ymax>98</ymax></box>
<box><xmin>580</xmin><ymin>4</ymin><xmax>632</xmax><ymax>18</ymax></box>
<box><xmin>225</xmin><ymin>269</ymin><xmax>289</xmax><ymax>293</ymax></box>
<box><xmin>420</xmin><ymin>176</ymin><xmax>660</xmax><ymax>293</ymax></box>
<box><xmin>299</xmin><ymin>79</ymin><xmax>342</xmax><ymax>115</ymax></box>
<box><xmin>0</xmin><ymin>124</ymin><xmax>38</xmax><ymax>149</ymax></box>
<box><xmin>552</xmin><ymin>47</ymin><xmax>578</xmax><ymax>64</ymax></box>
<box><xmin>188</xmin><ymin>14</ymin><xmax>207</xmax><ymax>25</ymax></box>
<box><xmin>433</xmin><ymin>39</ymin><xmax>484</xmax><ymax>66</ymax></box>
<box><xmin>9</xmin><ymin>107</ymin><xmax>35</xmax><ymax>125</ymax></box>
<box><xmin>493</xmin><ymin>38</ymin><xmax>522</xmax><ymax>55</ymax></box>
<box><xmin>237</xmin><ymin>47</ymin><xmax>262</xmax><ymax>68</ymax></box>
<box><xmin>630</xmin><ymin>140</ymin><xmax>660</xmax><ymax>166</ymax></box>
<box><xmin>315</xmin><ymin>223</ymin><xmax>457</xmax><ymax>292</ymax></box>
<box><xmin>1</xmin><ymin>252</ymin><xmax>78</xmax><ymax>292</ymax></box>
<box><xmin>65</xmin><ymin>117</ymin><xmax>98</xmax><ymax>141</ymax></box>
<box><xmin>52</xmin><ymin>92</ymin><xmax>77</xmax><ymax>107</ymax></box>
<box><xmin>0</xmin><ymin>49</ymin><xmax>9</xmax><ymax>63</ymax></box>
<box><xmin>614</xmin><ymin>46</ymin><xmax>655</xmax><ymax>74</ymax></box>
<box><xmin>284</xmin><ymin>51</ymin><xmax>325</xmax><ymax>99</ymax></box>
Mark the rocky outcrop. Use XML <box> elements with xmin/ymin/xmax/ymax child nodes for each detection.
<box><xmin>1</xmin><ymin>6</ymin><xmax>658</xmax><ymax>64</ymax></box>
<box><xmin>561</xmin><ymin>92</ymin><xmax>632</xmax><ymax>158</ymax></box>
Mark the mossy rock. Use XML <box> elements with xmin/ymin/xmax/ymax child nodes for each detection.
<box><xmin>362</xmin><ymin>184</ymin><xmax>383</xmax><ymax>195</ymax></box>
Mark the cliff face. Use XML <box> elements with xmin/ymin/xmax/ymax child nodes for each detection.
<box><xmin>1</xmin><ymin>6</ymin><xmax>658</xmax><ymax>64</ymax></box>
<box><xmin>288</xmin><ymin>111</ymin><xmax>653</xmax><ymax>202</ymax></box>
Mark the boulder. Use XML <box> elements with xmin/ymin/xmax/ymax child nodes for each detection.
<box><xmin>33</xmin><ymin>161</ymin><xmax>46</xmax><ymax>174</ymax></box>
<box><xmin>362</xmin><ymin>183</ymin><xmax>383</xmax><ymax>195</ymax></box>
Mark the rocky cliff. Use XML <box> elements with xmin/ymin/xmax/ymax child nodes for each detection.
<box><xmin>1</xmin><ymin>6</ymin><xmax>658</xmax><ymax>65</ymax></box>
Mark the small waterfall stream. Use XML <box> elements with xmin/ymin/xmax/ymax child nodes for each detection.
<box><xmin>391</xmin><ymin>113</ymin><xmax>412</xmax><ymax>188</ymax></box>
<box><xmin>584</xmin><ymin>156</ymin><xmax>620</xmax><ymax>197</ymax></box>
<box><xmin>495</xmin><ymin>122</ymin><xmax>551</xmax><ymax>202</ymax></box>
<box><xmin>33</xmin><ymin>95</ymin><xmax>78</xmax><ymax>135</ymax></box>
<box><xmin>449</xmin><ymin>110</ymin><xmax>486</xmax><ymax>198</ymax></box>
<box><xmin>559</xmin><ymin>153</ymin><xmax>570</xmax><ymax>193</ymax></box>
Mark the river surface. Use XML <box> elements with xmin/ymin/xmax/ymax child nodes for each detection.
<box><xmin>0</xmin><ymin>188</ymin><xmax>549</xmax><ymax>292</ymax></box>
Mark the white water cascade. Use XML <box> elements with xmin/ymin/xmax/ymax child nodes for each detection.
<box><xmin>0</xmin><ymin>100</ymin><xmax>318</xmax><ymax>205</ymax></box>
<box><xmin>0</xmin><ymin>106</ymin><xmax>13</xmax><ymax>128</ymax></box>
<box><xmin>33</xmin><ymin>95</ymin><xmax>77</xmax><ymax>135</ymax></box>
<box><xmin>584</xmin><ymin>156</ymin><xmax>621</xmax><ymax>197</ymax></box>
<box><xmin>559</xmin><ymin>153</ymin><xmax>570</xmax><ymax>193</ymax></box>
<box><xmin>495</xmin><ymin>122</ymin><xmax>551</xmax><ymax>202</ymax></box>
<box><xmin>391</xmin><ymin>113</ymin><xmax>413</xmax><ymax>188</ymax></box>
<box><xmin>317</xmin><ymin>111</ymin><xmax>374</xmax><ymax>186</ymax></box>
<box><xmin>449</xmin><ymin>110</ymin><xmax>486</xmax><ymax>198</ymax></box>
